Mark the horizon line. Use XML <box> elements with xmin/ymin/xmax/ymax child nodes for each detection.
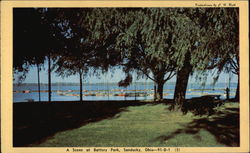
<box><xmin>14</xmin><ymin>81</ymin><xmax>238</xmax><ymax>84</ymax></box>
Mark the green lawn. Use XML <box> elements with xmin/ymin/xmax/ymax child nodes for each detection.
<box><xmin>27</xmin><ymin>102</ymin><xmax>239</xmax><ymax>147</ymax></box>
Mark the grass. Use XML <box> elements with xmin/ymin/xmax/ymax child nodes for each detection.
<box><xmin>14</xmin><ymin>100</ymin><xmax>239</xmax><ymax>147</ymax></box>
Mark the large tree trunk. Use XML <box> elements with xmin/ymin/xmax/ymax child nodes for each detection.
<box><xmin>173</xmin><ymin>51</ymin><xmax>192</xmax><ymax>109</ymax></box>
<box><xmin>36</xmin><ymin>63</ymin><xmax>41</xmax><ymax>102</ymax></box>
<box><xmin>174</xmin><ymin>68</ymin><xmax>190</xmax><ymax>108</ymax></box>
<box><xmin>48</xmin><ymin>54</ymin><xmax>51</xmax><ymax>102</ymax></box>
<box><xmin>79</xmin><ymin>71</ymin><xmax>83</xmax><ymax>102</ymax></box>
<box><xmin>235</xmin><ymin>75</ymin><xmax>239</xmax><ymax>101</ymax></box>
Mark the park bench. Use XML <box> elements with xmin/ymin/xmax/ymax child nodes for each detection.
<box><xmin>182</xmin><ymin>95</ymin><xmax>223</xmax><ymax>115</ymax></box>
<box><xmin>201</xmin><ymin>95</ymin><xmax>225</xmax><ymax>107</ymax></box>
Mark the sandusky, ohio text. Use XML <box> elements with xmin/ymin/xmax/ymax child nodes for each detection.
<box><xmin>66</xmin><ymin>147</ymin><xmax>180</xmax><ymax>152</ymax></box>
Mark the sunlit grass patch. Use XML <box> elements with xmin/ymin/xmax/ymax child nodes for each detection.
<box><xmin>30</xmin><ymin>102</ymin><xmax>239</xmax><ymax>147</ymax></box>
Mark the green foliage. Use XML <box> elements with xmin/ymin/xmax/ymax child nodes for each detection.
<box><xmin>44</xmin><ymin>8</ymin><xmax>239</xmax><ymax>100</ymax></box>
<box><xmin>13</xmin><ymin>8</ymin><xmax>47</xmax><ymax>81</ymax></box>
<box><xmin>186</xmin><ymin>8</ymin><xmax>239</xmax><ymax>84</ymax></box>
<box><xmin>13</xmin><ymin>8</ymin><xmax>67</xmax><ymax>83</ymax></box>
<box><xmin>14</xmin><ymin>8</ymin><xmax>239</xmax><ymax>89</ymax></box>
<box><xmin>189</xmin><ymin>8</ymin><xmax>239</xmax><ymax>72</ymax></box>
<box><xmin>79</xmin><ymin>8</ymin><xmax>238</xmax><ymax>82</ymax></box>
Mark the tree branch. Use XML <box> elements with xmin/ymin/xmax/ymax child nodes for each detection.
<box><xmin>164</xmin><ymin>70</ymin><xmax>176</xmax><ymax>82</ymax></box>
<box><xmin>137</xmin><ymin>67</ymin><xmax>155</xmax><ymax>81</ymax></box>
<box><xmin>229</xmin><ymin>59</ymin><xmax>239</xmax><ymax>71</ymax></box>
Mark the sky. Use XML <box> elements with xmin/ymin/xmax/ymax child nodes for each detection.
<box><xmin>14</xmin><ymin>63</ymin><xmax>238</xmax><ymax>85</ymax></box>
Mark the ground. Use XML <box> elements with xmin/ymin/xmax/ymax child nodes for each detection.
<box><xmin>13</xmin><ymin>100</ymin><xmax>239</xmax><ymax>147</ymax></box>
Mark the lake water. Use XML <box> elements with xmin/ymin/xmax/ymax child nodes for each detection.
<box><xmin>13</xmin><ymin>83</ymin><xmax>237</xmax><ymax>102</ymax></box>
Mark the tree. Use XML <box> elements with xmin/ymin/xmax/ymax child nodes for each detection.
<box><xmin>172</xmin><ymin>8</ymin><xmax>239</xmax><ymax>109</ymax></box>
<box><xmin>20</xmin><ymin>8</ymin><xmax>237</xmax><ymax>104</ymax></box>
<box><xmin>82</xmin><ymin>8</ymin><xmax>204</xmax><ymax>101</ymax></box>
<box><xmin>198</xmin><ymin>8</ymin><xmax>239</xmax><ymax>101</ymax></box>
<box><xmin>14</xmin><ymin>8</ymin><xmax>66</xmax><ymax>102</ymax></box>
<box><xmin>37</xmin><ymin>8</ymin><xmax>66</xmax><ymax>102</ymax></box>
<box><xmin>54</xmin><ymin>36</ymin><xmax>93</xmax><ymax>102</ymax></box>
<box><xmin>13</xmin><ymin>8</ymin><xmax>48</xmax><ymax>102</ymax></box>
<box><xmin>51</xmin><ymin>8</ymin><xmax>117</xmax><ymax>102</ymax></box>
<box><xmin>56</xmin><ymin>8</ymin><xmax>239</xmax><ymax>104</ymax></box>
<box><xmin>211</xmin><ymin>8</ymin><xmax>239</xmax><ymax>100</ymax></box>
<box><xmin>55</xmin><ymin>55</ymin><xmax>88</xmax><ymax>102</ymax></box>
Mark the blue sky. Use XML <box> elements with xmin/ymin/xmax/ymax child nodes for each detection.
<box><xmin>14</xmin><ymin>64</ymin><xmax>238</xmax><ymax>85</ymax></box>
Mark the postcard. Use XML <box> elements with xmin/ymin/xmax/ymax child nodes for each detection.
<box><xmin>1</xmin><ymin>0</ymin><xmax>249</xmax><ymax>153</ymax></box>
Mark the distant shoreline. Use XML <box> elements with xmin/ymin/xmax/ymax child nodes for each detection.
<box><xmin>13</xmin><ymin>82</ymin><xmax>238</xmax><ymax>86</ymax></box>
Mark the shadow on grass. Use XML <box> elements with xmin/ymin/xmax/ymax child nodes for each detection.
<box><xmin>169</xmin><ymin>97</ymin><xmax>226</xmax><ymax>116</ymax></box>
<box><xmin>154</xmin><ymin>107</ymin><xmax>239</xmax><ymax>146</ymax></box>
<box><xmin>13</xmin><ymin>101</ymin><xmax>149</xmax><ymax>147</ymax></box>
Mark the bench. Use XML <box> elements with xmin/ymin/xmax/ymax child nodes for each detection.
<box><xmin>201</xmin><ymin>95</ymin><xmax>224</xmax><ymax>107</ymax></box>
<box><xmin>182</xmin><ymin>95</ymin><xmax>223</xmax><ymax>115</ymax></box>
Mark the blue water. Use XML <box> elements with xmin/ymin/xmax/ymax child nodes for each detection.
<box><xmin>13</xmin><ymin>83</ymin><xmax>237</xmax><ymax>102</ymax></box>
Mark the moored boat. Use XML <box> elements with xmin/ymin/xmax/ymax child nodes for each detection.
<box><xmin>23</xmin><ymin>90</ymin><xmax>30</xmax><ymax>93</ymax></box>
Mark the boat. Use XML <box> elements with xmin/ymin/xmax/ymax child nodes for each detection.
<box><xmin>57</xmin><ymin>91</ymin><xmax>65</xmax><ymax>96</ymax></box>
<box><xmin>125</xmin><ymin>92</ymin><xmax>148</xmax><ymax>97</ymax></box>
<box><xmin>23</xmin><ymin>90</ymin><xmax>30</xmax><ymax>93</ymax></box>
